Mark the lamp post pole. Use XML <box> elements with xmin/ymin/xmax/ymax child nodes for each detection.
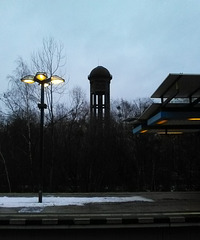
<box><xmin>38</xmin><ymin>82</ymin><xmax>46</xmax><ymax>203</ymax></box>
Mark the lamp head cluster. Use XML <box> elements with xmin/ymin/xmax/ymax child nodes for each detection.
<box><xmin>21</xmin><ymin>72</ymin><xmax>65</xmax><ymax>85</ymax></box>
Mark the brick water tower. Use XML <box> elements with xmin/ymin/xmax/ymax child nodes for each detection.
<box><xmin>88</xmin><ymin>66</ymin><xmax>112</xmax><ymax>126</ymax></box>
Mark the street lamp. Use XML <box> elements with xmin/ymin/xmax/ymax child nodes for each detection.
<box><xmin>21</xmin><ymin>72</ymin><xmax>65</xmax><ymax>203</ymax></box>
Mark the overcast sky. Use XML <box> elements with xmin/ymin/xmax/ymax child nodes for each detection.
<box><xmin>1</xmin><ymin>0</ymin><xmax>200</xmax><ymax>102</ymax></box>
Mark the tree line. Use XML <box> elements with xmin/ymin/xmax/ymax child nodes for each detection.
<box><xmin>0</xmin><ymin>86</ymin><xmax>200</xmax><ymax>192</ymax></box>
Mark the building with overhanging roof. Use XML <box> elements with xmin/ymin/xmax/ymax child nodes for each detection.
<box><xmin>132</xmin><ymin>73</ymin><xmax>200</xmax><ymax>134</ymax></box>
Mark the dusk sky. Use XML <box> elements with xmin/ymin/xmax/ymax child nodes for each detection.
<box><xmin>1</xmin><ymin>0</ymin><xmax>200</xmax><ymax>102</ymax></box>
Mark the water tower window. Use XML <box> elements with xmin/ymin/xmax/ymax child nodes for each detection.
<box><xmin>92</xmin><ymin>94</ymin><xmax>95</xmax><ymax>105</ymax></box>
<box><xmin>102</xmin><ymin>94</ymin><xmax>105</xmax><ymax>105</ymax></box>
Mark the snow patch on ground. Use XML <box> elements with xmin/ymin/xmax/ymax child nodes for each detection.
<box><xmin>19</xmin><ymin>207</ymin><xmax>44</xmax><ymax>213</ymax></box>
<box><xmin>0</xmin><ymin>196</ymin><xmax>154</xmax><ymax>208</ymax></box>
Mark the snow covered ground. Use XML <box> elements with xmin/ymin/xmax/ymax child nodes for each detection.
<box><xmin>0</xmin><ymin>195</ymin><xmax>154</xmax><ymax>208</ymax></box>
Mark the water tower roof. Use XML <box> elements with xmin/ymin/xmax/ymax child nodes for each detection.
<box><xmin>88</xmin><ymin>66</ymin><xmax>112</xmax><ymax>80</ymax></box>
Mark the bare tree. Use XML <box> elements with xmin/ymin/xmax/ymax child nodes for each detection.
<box><xmin>133</xmin><ymin>98</ymin><xmax>153</xmax><ymax>117</ymax></box>
<box><xmin>69</xmin><ymin>87</ymin><xmax>89</xmax><ymax>121</ymax></box>
<box><xmin>1</xmin><ymin>38</ymin><xmax>67</xmax><ymax>191</ymax></box>
<box><xmin>0</xmin><ymin>150</ymin><xmax>11</xmax><ymax>192</ymax></box>
<box><xmin>31</xmin><ymin>37</ymin><xmax>67</xmax><ymax>122</ymax></box>
<box><xmin>111</xmin><ymin>98</ymin><xmax>153</xmax><ymax>123</ymax></box>
<box><xmin>1</xmin><ymin>58</ymin><xmax>37</xmax><ymax>114</ymax></box>
<box><xmin>0</xmin><ymin>58</ymin><xmax>39</xmax><ymax>190</ymax></box>
<box><xmin>30</xmin><ymin>37</ymin><xmax>67</xmax><ymax>191</ymax></box>
<box><xmin>31</xmin><ymin>37</ymin><xmax>66</xmax><ymax>76</ymax></box>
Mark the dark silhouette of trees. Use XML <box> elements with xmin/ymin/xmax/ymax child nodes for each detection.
<box><xmin>0</xmin><ymin>93</ymin><xmax>200</xmax><ymax>192</ymax></box>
